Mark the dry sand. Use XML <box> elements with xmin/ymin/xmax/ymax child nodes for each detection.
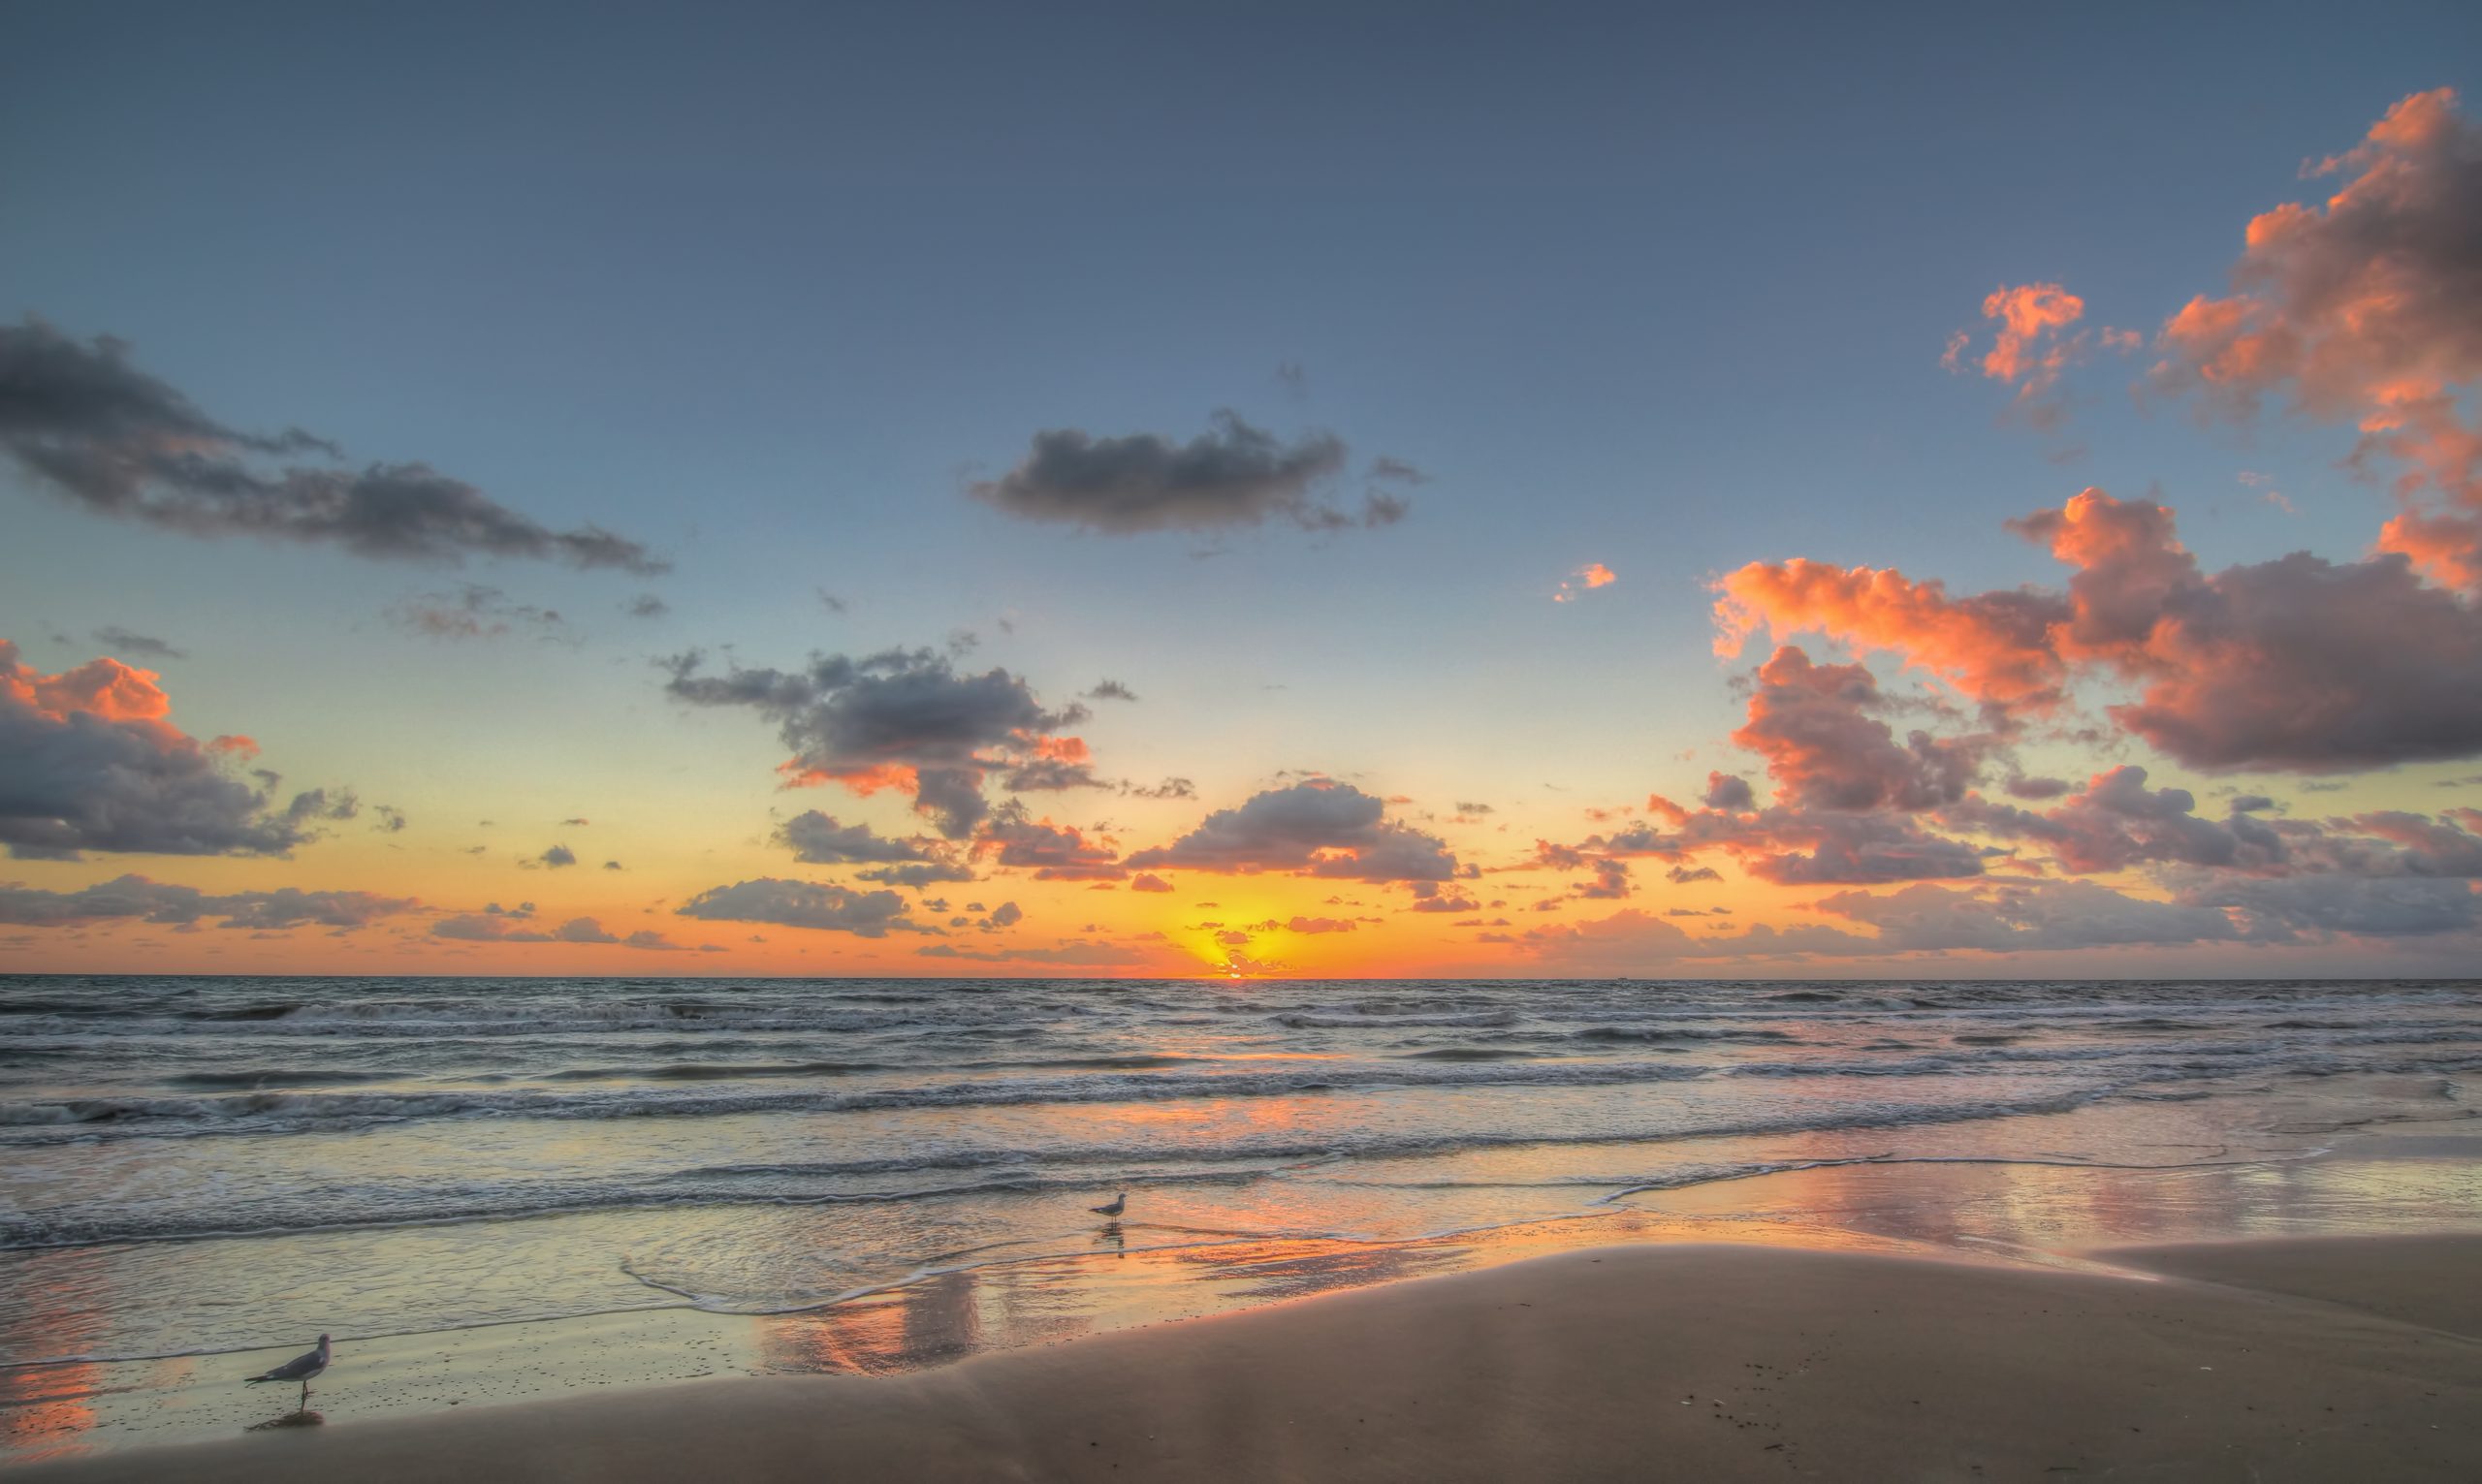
<box><xmin>23</xmin><ymin>1235</ymin><xmax>2480</xmax><ymax>1482</ymax></box>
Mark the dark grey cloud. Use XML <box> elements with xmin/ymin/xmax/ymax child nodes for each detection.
<box><xmin>1700</xmin><ymin>773</ymin><xmax>1755</xmax><ymax>810</ymax></box>
<box><xmin>0</xmin><ymin>317</ymin><xmax>666</xmax><ymax>573</ymax></box>
<box><xmin>856</xmin><ymin>861</ymin><xmax>978</xmax><ymax>888</ymax></box>
<box><xmin>664</xmin><ymin>647</ymin><xmax>1088</xmax><ymax>838</ymax></box>
<box><xmin>92</xmin><ymin>627</ymin><xmax>185</xmax><ymax>661</ymax></box>
<box><xmin>0</xmin><ymin>874</ymin><xmax>414</xmax><ymax>929</ymax></box>
<box><xmin>373</xmin><ymin>805</ymin><xmax>407</xmax><ymax>833</ymax></box>
<box><xmin>675</xmin><ymin>876</ymin><xmax>924</xmax><ymax>936</ymax></box>
<box><xmin>539</xmin><ymin>844</ymin><xmax>577</xmax><ymax>868</ymax></box>
<box><xmin>430</xmin><ymin>911</ymin><xmax>688</xmax><ymax>948</ymax></box>
<box><xmin>1126</xmin><ymin>780</ymin><xmax>1459</xmax><ymax>882</ymax></box>
<box><xmin>282</xmin><ymin>788</ymin><xmax>360</xmax><ymax>826</ymax></box>
<box><xmin>775</xmin><ymin>810</ymin><xmax>940</xmax><ymax>865</ymax></box>
<box><xmin>969</xmin><ymin>412</ymin><xmax>1408</xmax><ymax>535</ymax></box>
<box><xmin>623</xmin><ymin>594</ymin><xmax>669</xmax><ymax>619</ymax></box>
<box><xmin>1943</xmin><ymin>766</ymin><xmax>2288</xmax><ymax>874</ymax></box>
<box><xmin>1</xmin><ymin>640</ymin><xmax>313</xmax><ymax>859</ymax></box>
<box><xmin>1085</xmin><ymin>679</ymin><xmax>1139</xmax><ymax>702</ymax></box>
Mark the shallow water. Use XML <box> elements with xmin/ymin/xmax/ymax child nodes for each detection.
<box><xmin>3</xmin><ymin>975</ymin><xmax>2479</xmax><ymax>1460</ymax></box>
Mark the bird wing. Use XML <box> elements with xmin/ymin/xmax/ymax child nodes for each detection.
<box><xmin>251</xmin><ymin>1346</ymin><xmax>324</xmax><ymax>1382</ymax></box>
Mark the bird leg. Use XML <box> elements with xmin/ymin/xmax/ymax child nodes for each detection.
<box><xmin>299</xmin><ymin>1379</ymin><xmax>310</xmax><ymax>1411</ymax></box>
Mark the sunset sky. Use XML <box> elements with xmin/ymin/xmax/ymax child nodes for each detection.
<box><xmin>6</xmin><ymin>3</ymin><xmax>2482</xmax><ymax>977</ymax></box>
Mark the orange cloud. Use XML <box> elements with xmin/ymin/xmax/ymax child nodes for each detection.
<box><xmin>2149</xmin><ymin>88</ymin><xmax>2482</xmax><ymax>589</ymax></box>
<box><xmin>4</xmin><ymin>652</ymin><xmax>176</xmax><ymax>737</ymax></box>
<box><xmin>1552</xmin><ymin>561</ymin><xmax>1618</xmax><ymax>603</ymax></box>
<box><xmin>1979</xmin><ymin>282</ymin><xmax>2085</xmax><ymax>384</ymax></box>
<box><xmin>780</xmin><ymin>760</ymin><xmax>918</xmax><ymax>795</ymax></box>
<box><xmin>1712</xmin><ymin>556</ymin><xmax>2068</xmax><ymax>710</ymax></box>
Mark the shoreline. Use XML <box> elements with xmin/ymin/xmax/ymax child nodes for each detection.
<box><xmin>18</xmin><ymin>1233</ymin><xmax>2481</xmax><ymax>1482</ymax></box>
<box><xmin>10</xmin><ymin>1124</ymin><xmax>2479</xmax><ymax>1466</ymax></box>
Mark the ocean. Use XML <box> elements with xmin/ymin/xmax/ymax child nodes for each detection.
<box><xmin>5</xmin><ymin>973</ymin><xmax>2480</xmax><ymax>1450</ymax></box>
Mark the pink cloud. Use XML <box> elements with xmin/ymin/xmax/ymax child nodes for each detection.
<box><xmin>2148</xmin><ymin>88</ymin><xmax>2482</xmax><ymax>589</ymax></box>
<box><xmin>1717</xmin><ymin>488</ymin><xmax>2482</xmax><ymax>772</ymax></box>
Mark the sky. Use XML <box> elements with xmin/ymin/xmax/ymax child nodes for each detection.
<box><xmin>5</xmin><ymin>1</ymin><xmax>2482</xmax><ymax>978</ymax></box>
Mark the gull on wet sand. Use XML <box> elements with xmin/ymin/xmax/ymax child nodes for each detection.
<box><xmin>1090</xmin><ymin>1193</ymin><xmax>1126</xmax><ymax>1217</ymax></box>
<box><xmin>247</xmin><ymin>1334</ymin><xmax>331</xmax><ymax>1410</ymax></box>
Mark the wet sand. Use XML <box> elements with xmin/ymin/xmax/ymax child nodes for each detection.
<box><xmin>21</xmin><ymin>1234</ymin><xmax>2480</xmax><ymax>1482</ymax></box>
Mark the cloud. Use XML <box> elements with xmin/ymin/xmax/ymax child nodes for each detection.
<box><xmin>968</xmin><ymin>412</ymin><xmax>1405</xmax><ymax>534</ymax></box>
<box><xmin>1719</xmin><ymin>488</ymin><xmax>2482</xmax><ymax>772</ymax></box>
<box><xmin>623</xmin><ymin>594</ymin><xmax>669</xmax><ymax>619</ymax></box>
<box><xmin>1511</xmin><ymin>908</ymin><xmax>1876</xmax><ymax>967</ymax></box>
<box><xmin>916</xmin><ymin>938</ymin><xmax>1151</xmax><ymax>965</ymax></box>
<box><xmin>1085</xmin><ymin>679</ymin><xmax>1138</xmax><ymax>702</ymax></box>
<box><xmin>1813</xmin><ymin>880</ymin><xmax>2242</xmax><ymax>952</ymax></box>
<box><xmin>92</xmin><ymin>626</ymin><xmax>184</xmax><ymax>661</ymax></box>
<box><xmin>373</xmin><ymin>805</ymin><xmax>407</xmax><ymax>833</ymax></box>
<box><xmin>1130</xmin><ymin>871</ymin><xmax>1174</xmax><ymax>893</ymax></box>
<box><xmin>283</xmin><ymin>787</ymin><xmax>360</xmax><ymax>826</ymax></box>
<box><xmin>0</xmin><ymin>316</ymin><xmax>665</xmax><ymax>573</ymax></box>
<box><xmin>675</xmin><ymin>877</ymin><xmax>923</xmax><ymax>935</ymax></box>
<box><xmin>1552</xmin><ymin>562</ymin><xmax>1618</xmax><ymax>603</ymax></box>
<box><xmin>1283</xmin><ymin>915</ymin><xmax>1356</xmax><ymax>933</ymax></box>
<box><xmin>2143</xmin><ymin>89</ymin><xmax>2482</xmax><ymax>589</ymax></box>
<box><xmin>664</xmin><ymin>646</ymin><xmax>1089</xmax><ymax>837</ymax></box>
<box><xmin>974</xmin><ymin>804</ymin><xmax>1125</xmax><ymax>880</ymax></box>
<box><xmin>1942</xmin><ymin>765</ymin><xmax>2287</xmax><ymax>873</ymax></box>
<box><xmin>998</xmin><ymin>734</ymin><xmax>1108</xmax><ymax>793</ymax></box>
<box><xmin>1732</xmin><ymin>647</ymin><xmax>1993</xmax><ymax>811</ymax></box>
<box><xmin>430</xmin><ymin>911</ymin><xmax>688</xmax><ymax>948</ymax></box>
<box><xmin>1714</xmin><ymin>557</ymin><xmax>2069</xmax><ymax>714</ymax></box>
<box><xmin>539</xmin><ymin>844</ymin><xmax>577</xmax><ymax>868</ymax></box>
<box><xmin>1125</xmin><ymin>779</ymin><xmax>1460</xmax><ymax>882</ymax></box>
<box><xmin>1589</xmin><ymin>805</ymin><xmax>1994</xmax><ymax>887</ymax></box>
<box><xmin>1</xmin><ymin>639</ymin><xmax>318</xmax><ymax>859</ymax></box>
<box><xmin>2174</xmin><ymin>871</ymin><xmax>2477</xmax><ymax>938</ymax></box>
<box><xmin>775</xmin><ymin>810</ymin><xmax>942</xmax><ymax>865</ymax></box>
<box><xmin>0</xmin><ymin>874</ymin><xmax>415</xmax><ymax>929</ymax></box>
<box><xmin>857</xmin><ymin>861</ymin><xmax>979</xmax><ymax>888</ymax></box>
<box><xmin>388</xmin><ymin>584</ymin><xmax>566</xmax><ymax>641</ymax></box>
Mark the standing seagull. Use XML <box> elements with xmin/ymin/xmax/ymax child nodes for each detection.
<box><xmin>246</xmin><ymin>1334</ymin><xmax>331</xmax><ymax>1411</ymax></box>
<box><xmin>1090</xmin><ymin>1192</ymin><xmax>1127</xmax><ymax>1218</ymax></box>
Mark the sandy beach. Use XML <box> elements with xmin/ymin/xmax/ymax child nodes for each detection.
<box><xmin>22</xmin><ymin>1234</ymin><xmax>2479</xmax><ymax>1483</ymax></box>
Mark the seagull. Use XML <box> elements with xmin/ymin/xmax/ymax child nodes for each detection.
<box><xmin>246</xmin><ymin>1334</ymin><xmax>331</xmax><ymax>1411</ymax></box>
<box><xmin>1089</xmin><ymin>1192</ymin><xmax>1127</xmax><ymax>1217</ymax></box>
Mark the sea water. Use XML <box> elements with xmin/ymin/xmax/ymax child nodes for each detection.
<box><xmin>3</xmin><ymin>975</ymin><xmax>2477</xmax><ymax>1377</ymax></box>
